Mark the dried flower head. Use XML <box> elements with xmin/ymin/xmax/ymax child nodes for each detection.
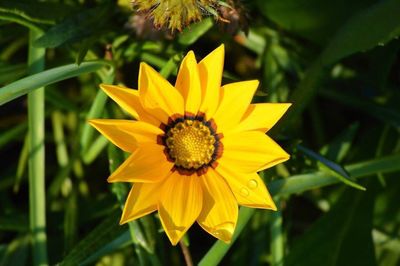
<box><xmin>131</xmin><ymin>0</ymin><xmax>218</xmax><ymax>31</ymax></box>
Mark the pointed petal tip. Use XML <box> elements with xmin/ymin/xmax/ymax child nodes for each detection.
<box><xmin>214</xmin><ymin>44</ymin><xmax>225</xmax><ymax>54</ymax></box>
<box><xmin>119</xmin><ymin>218</ymin><xmax>127</xmax><ymax>225</ymax></box>
<box><xmin>282</xmin><ymin>152</ymin><xmax>291</xmax><ymax>161</ymax></box>
<box><xmin>162</xmin><ymin>226</ymin><xmax>186</xmax><ymax>246</ymax></box>
<box><xmin>199</xmin><ymin>221</ymin><xmax>235</xmax><ymax>243</ymax></box>
<box><xmin>169</xmin><ymin>233</ymin><xmax>181</xmax><ymax>246</ymax></box>
<box><xmin>99</xmin><ymin>83</ymin><xmax>128</xmax><ymax>94</ymax></box>
<box><xmin>249</xmin><ymin>79</ymin><xmax>260</xmax><ymax>87</ymax></box>
<box><xmin>106</xmin><ymin>176</ymin><xmax>116</xmax><ymax>183</ymax></box>
<box><xmin>265</xmin><ymin>198</ymin><xmax>278</xmax><ymax>211</ymax></box>
<box><xmin>280</xmin><ymin>102</ymin><xmax>293</xmax><ymax>112</ymax></box>
<box><xmin>186</xmin><ymin>50</ymin><xmax>196</xmax><ymax>58</ymax></box>
<box><xmin>211</xmin><ymin>224</ymin><xmax>235</xmax><ymax>243</ymax></box>
<box><xmin>119</xmin><ymin>214</ymin><xmax>135</xmax><ymax>225</ymax></box>
<box><xmin>140</xmin><ymin>62</ymin><xmax>153</xmax><ymax>73</ymax></box>
<box><xmin>139</xmin><ymin>62</ymin><xmax>150</xmax><ymax>77</ymax></box>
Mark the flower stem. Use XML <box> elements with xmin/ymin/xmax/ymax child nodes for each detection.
<box><xmin>28</xmin><ymin>29</ymin><xmax>48</xmax><ymax>265</ymax></box>
<box><xmin>270</xmin><ymin>197</ymin><xmax>284</xmax><ymax>266</ymax></box>
<box><xmin>179</xmin><ymin>240</ymin><xmax>194</xmax><ymax>266</ymax></box>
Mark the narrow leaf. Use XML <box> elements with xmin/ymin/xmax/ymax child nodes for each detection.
<box><xmin>0</xmin><ymin>61</ymin><xmax>112</xmax><ymax>105</ymax></box>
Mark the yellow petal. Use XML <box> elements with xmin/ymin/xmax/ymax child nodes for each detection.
<box><xmin>139</xmin><ymin>63</ymin><xmax>184</xmax><ymax>123</ymax></box>
<box><xmin>198</xmin><ymin>45</ymin><xmax>224</xmax><ymax>119</ymax></box>
<box><xmin>89</xmin><ymin>119</ymin><xmax>163</xmax><ymax>152</ymax></box>
<box><xmin>197</xmin><ymin>169</ymin><xmax>238</xmax><ymax>243</ymax></box>
<box><xmin>108</xmin><ymin>143</ymin><xmax>173</xmax><ymax>183</ymax></box>
<box><xmin>234</xmin><ymin>103</ymin><xmax>292</xmax><ymax>133</ymax></box>
<box><xmin>175</xmin><ymin>51</ymin><xmax>201</xmax><ymax>115</ymax></box>
<box><xmin>216</xmin><ymin>166</ymin><xmax>276</xmax><ymax>210</ymax></box>
<box><xmin>158</xmin><ymin>172</ymin><xmax>203</xmax><ymax>245</ymax></box>
<box><xmin>218</xmin><ymin>131</ymin><xmax>290</xmax><ymax>173</ymax></box>
<box><xmin>100</xmin><ymin>84</ymin><xmax>161</xmax><ymax>126</ymax></box>
<box><xmin>120</xmin><ymin>182</ymin><xmax>161</xmax><ymax>224</ymax></box>
<box><xmin>213</xmin><ymin>80</ymin><xmax>259</xmax><ymax>133</ymax></box>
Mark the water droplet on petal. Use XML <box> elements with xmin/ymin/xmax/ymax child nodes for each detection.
<box><xmin>247</xmin><ymin>179</ymin><xmax>258</xmax><ymax>189</ymax></box>
<box><xmin>240</xmin><ymin>187</ymin><xmax>249</xmax><ymax>197</ymax></box>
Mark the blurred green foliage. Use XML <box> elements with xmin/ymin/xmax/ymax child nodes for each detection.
<box><xmin>1</xmin><ymin>0</ymin><xmax>400</xmax><ymax>265</ymax></box>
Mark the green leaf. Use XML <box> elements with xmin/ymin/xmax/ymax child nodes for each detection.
<box><xmin>34</xmin><ymin>5</ymin><xmax>111</xmax><ymax>48</ymax></box>
<box><xmin>80</xmin><ymin>69</ymin><xmax>114</xmax><ymax>157</ymax></box>
<box><xmin>320</xmin><ymin>0</ymin><xmax>400</xmax><ymax>65</ymax></box>
<box><xmin>297</xmin><ymin>145</ymin><xmax>365</xmax><ymax>190</ymax></box>
<box><xmin>177</xmin><ymin>18</ymin><xmax>213</xmax><ymax>46</ymax></box>
<box><xmin>257</xmin><ymin>0</ymin><xmax>375</xmax><ymax>44</ymax></box>
<box><xmin>0</xmin><ymin>11</ymin><xmax>41</xmax><ymax>30</ymax></box>
<box><xmin>75</xmin><ymin>38</ymin><xmax>96</xmax><ymax>65</ymax></box>
<box><xmin>0</xmin><ymin>60</ymin><xmax>113</xmax><ymax>105</ymax></box>
<box><xmin>285</xmin><ymin>186</ymin><xmax>376</xmax><ymax>266</ymax></box>
<box><xmin>0</xmin><ymin>0</ymin><xmax>74</xmax><ymax>24</ymax></box>
<box><xmin>275</xmin><ymin>0</ymin><xmax>400</xmax><ymax>132</ymax></box>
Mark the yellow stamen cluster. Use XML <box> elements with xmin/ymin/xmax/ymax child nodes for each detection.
<box><xmin>166</xmin><ymin>120</ymin><xmax>215</xmax><ymax>169</ymax></box>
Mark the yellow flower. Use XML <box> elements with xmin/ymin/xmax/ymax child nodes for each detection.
<box><xmin>89</xmin><ymin>45</ymin><xmax>290</xmax><ymax>245</ymax></box>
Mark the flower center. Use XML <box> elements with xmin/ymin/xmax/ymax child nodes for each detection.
<box><xmin>165</xmin><ymin>119</ymin><xmax>216</xmax><ymax>170</ymax></box>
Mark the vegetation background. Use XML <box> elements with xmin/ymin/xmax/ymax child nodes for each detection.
<box><xmin>0</xmin><ymin>0</ymin><xmax>400</xmax><ymax>265</ymax></box>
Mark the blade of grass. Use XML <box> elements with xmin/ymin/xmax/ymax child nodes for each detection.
<box><xmin>82</xmin><ymin>135</ymin><xmax>108</xmax><ymax>165</ymax></box>
<box><xmin>270</xmin><ymin>197</ymin><xmax>284</xmax><ymax>266</ymax></box>
<box><xmin>0</xmin><ymin>60</ymin><xmax>112</xmax><ymax>105</ymax></box>
<box><xmin>177</xmin><ymin>17</ymin><xmax>213</xmax><ymax>46</ymax></box>
<box><xmin>0</xmin><ymin>122</ymin><xmax>26</xmax><ymax>149</ymax></box>
<box><xmin>27</xmin><ymin>29</ymin><xmax>47</xmax><ymax>266</ymax></box>
<box><xmin>375</xmin><ymin>125</ymin><xmax>390</xmax><ymax>186</ymax></box>
<box><xmin>80</xmin><ymin>69</ymin><xmax>114</xmax><ymax>156</ymax></box>
<box><xmin>52</xmin><ymin>111</ymin><xmax>69</xmax><ymax>167</ymax></box>
<box><xmin>297</xmin><ymin>144</ymin><xmax>365</xmax><ymax>190</ymax></box>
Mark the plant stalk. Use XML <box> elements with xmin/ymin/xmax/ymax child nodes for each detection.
<box><xmin>28</xmin><ymin>29</ymin><xmax>48</xmax><ymax>266</ymax></box>
<box><xmin>270</xmin><ymin>197</ymin><xmax>284</xmax><ymax>266</ymax></box>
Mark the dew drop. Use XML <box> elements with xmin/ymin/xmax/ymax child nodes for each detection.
<box><xmin>247</xmin><ymin>179</ymin><xmax>258</xmax><ymax>189</ymax></box>
<box><xmin>240</xmin><ymin>187</ymin><xmax>249</xmax><ymax>197</ymax></box>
